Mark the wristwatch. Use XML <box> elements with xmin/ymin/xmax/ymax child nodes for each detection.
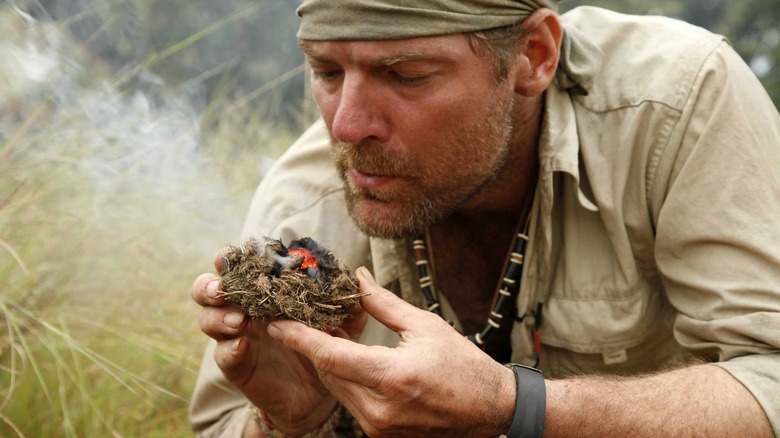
<box><xmin>505</xmin><ymin>363</ymin><xmax>546</xmax><ymax>438</ymax></box>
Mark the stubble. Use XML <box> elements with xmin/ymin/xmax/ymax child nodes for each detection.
<box><xmin>331</xmin><ymin>90</ymin><xmax>515</xmax><ymax>239</ymax></box>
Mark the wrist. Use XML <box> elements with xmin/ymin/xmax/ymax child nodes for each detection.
<box><xmin>504</xmin><ymin>363</ymin><xmax>546</xmax><ymax>438</ymax></box>
<box><xmin>253</xmin><ymin>401</ymin><xmax>342</xmax><ymax>438</ymax></box>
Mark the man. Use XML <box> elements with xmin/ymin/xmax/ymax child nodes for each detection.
<box><xmin>190</xmin><ymin>0</ymin><xmax>780</xmax><ymax>436</ymax></box>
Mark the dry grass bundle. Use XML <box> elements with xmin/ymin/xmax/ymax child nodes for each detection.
<box><xmin>219</xmin><ymin>237</ymin><xmax>363</xmax><ymax>328</ymax></box>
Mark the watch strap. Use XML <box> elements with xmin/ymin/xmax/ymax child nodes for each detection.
<box><xmin>506</xmin><ymin>363</ymin><xmax>546</xmax><ymax>438</ymax></box>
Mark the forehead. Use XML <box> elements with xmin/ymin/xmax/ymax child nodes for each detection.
<box><xmin>299</xmin><ymin>34</ymin><xmax>477</xmax><ymax>65</ymax></box>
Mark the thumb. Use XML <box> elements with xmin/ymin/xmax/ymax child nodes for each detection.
<box><xmin>268</xmin><ymin>318</ymin><xmax>390</xmax><ymax>383</ymax></box>
<box><xmin>355</xmin><ymin>266</ymin><xmax>433</xmax><ymax>335</ymax></box>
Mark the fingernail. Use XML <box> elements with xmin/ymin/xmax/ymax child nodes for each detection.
<box><xmin>357</xmin><ymin>266</ymin><xmax>377</xmax><ymax>285</ymax></box>
<box><xmin>232</xmin><ymin>337</ymin><xmax>243</xmax><ymax>352</ymax></box>
<box><xmin>224</xmin><ymin>312</ymin><xmax>245</xmax><ymax>328</ymax></box>
<box><xmin>206</xmin><ymin>280</ymin><xmax>219</xmax><ymax>299</ymax></box>
<box><xmin>267</xmin><ymin>322</ymin><xmax>283</xmax><ymax>341</ymax></box>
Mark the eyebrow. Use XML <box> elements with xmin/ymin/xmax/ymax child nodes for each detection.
<box><xmin>376</xmin><ymin>52</ymin><xmax>435</xmax><ymax>66</ymax></box>
<box><xmin>299</xmin><ymin>42</ymin><xmax>451</xmax><ymax>67</ymax></box>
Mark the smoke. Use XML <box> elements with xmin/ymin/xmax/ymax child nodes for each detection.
<box><xmin>0</xmin><ymin>2</ymin><xmax>260</xmax><ymax>277</ymax></box>
<box><xmin>72</xmin><ymin>82</ymin><xmax>205</xmax><ymax>195</ymax></box>
<box><xmin>2</xmin><ymin>14</ymin><xmax>203</xmax><ymax>184</ymax></box>
<box><xmin>0</xmin><ymin>3</ymin><xmax>301</xmax><ymax>434</ymax></box>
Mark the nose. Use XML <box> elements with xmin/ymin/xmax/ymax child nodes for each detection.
<box><xmin>328</xmin><ymin>74</ymin><xmax>390</xmax><ymax>145</ymax></box>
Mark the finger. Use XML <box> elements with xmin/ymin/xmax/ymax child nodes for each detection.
<box><xmin>268</xmin><ymin>319</ymin><xmax>391</xmax><ymax>386</ymax></box>
<box><xmin>199</xmin><ymin>306</ymin><xmax>248</xmax><ymax>340</ymax></box>
<box><xmin>213</xmin><ymin>336</ymin><xmax>251</xmax><ymax>373</ymax></box>
<box><xmin>191</xmin><ymin>273</ymin><xmax>225</xmax><ymax>306</ymax></box>
<box><xmin>213</xmin><ymin>247</ymin><xmax>230</xmax><ymax>274</ymax></box>
<box><xmin>337</xmin><ymin>305</ymin><xmax>369</xmax><ymax>341</ymax></box>
<box><xmin>355</xmin><ymin>266</ymin><xmax>435</xmax><ymax>335</ymax></box>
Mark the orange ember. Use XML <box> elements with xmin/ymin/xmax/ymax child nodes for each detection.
<box><xmin>288</xmin><ymin>248</ymin><xmax>319</xmax><ymax>270</ymax></box>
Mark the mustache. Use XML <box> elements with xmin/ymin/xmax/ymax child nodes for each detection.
<box><xmin>331</xmin><ymin>139</ymin><xmax>419</xmax><ymax>177</ymax></box>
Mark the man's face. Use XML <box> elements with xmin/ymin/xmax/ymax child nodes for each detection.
<box><xmin>303</xmin><ymin>34</ymin><xmax>518</xmax><ymax>239</ymax></box>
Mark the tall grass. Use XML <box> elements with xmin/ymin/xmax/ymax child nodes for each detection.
<box><xmin>0</xmin><ymin>2</ymin><xmax>302</xmax><ymax>436</ymax></box>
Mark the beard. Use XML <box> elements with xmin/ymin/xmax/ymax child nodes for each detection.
<box><xmin>331</xmin><ymin>90</ymin><xmax>515</xmax><ymax>239</ymax></box>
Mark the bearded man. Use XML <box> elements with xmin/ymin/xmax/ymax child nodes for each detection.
<box><xmin>189</xmin><ymin>1</ymin><xmax>780</xmax><ymax>436</ymax></box>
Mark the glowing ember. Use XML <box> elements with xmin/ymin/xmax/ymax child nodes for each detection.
<box><xmin>288</xmin><ymin>247</ymin><xmax>319</xmax><ymax>270</ymax></box>
<box><xmin>219</xmin><ymin>237</ymin><xmax>364</xmax><ymax>328</ymax></box>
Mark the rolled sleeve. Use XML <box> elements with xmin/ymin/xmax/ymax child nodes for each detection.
<box><xmin>715</xmin><ymin>354</ymin><xmax>780</xmax><ymax>432</ymax></box>
<box><xmin>189</xmin><ymin>340</ymin><xmax>252</xmax><ymax>436</ymax></box>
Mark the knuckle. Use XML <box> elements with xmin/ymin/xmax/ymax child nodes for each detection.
<box><xmin>198</xmin><ymin>309</ymin><xmax>217</xmax><ymax>335</ymax></box>
<box><xmin>361</xmin><ymin>404</ymin><xmax>396</xmax><ymax>436</ymax></box>
<box><xmin>198</xmin><ymin>307</ymin><xmax>234</xmax><ymax>338</ymax></box>
<box><xmin>213</xmin><ymin>338</ymin><xmax>241</xmax><ymax>372</ymax></box>
<box><xmin>310</xmin><ymin>343</ymin><xmax>337</xmax><ymax>373</ymax></box>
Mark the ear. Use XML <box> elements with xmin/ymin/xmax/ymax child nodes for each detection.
<box><xmin>513</xmin><ymin>9</ymin><xmax>563</xmax><ymax>97</ymax></box>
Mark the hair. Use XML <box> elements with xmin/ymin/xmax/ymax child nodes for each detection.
<box><xmin>466</xmin><ymin>23</ymin><xmax>529</xmax><ymax>81</ymax></box>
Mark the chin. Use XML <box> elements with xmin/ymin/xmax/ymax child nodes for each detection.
<box><xmin>348</xmin><ymin>198</ymin><xmax>421</xmax><ymax>240</ymax></box>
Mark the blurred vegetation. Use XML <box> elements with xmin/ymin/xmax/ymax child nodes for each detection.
<box><xmin>0</xmin><ymin>0</ymin><xmax>777</xmax><ymax>437</ymax></box>
<box><xmin>21</xmin><ymin>0</ymin><xmax>780</xmax><ymax>119</ymax></box>
<box><xmin>32</xmin><ymin>0</ymin><xmax>312</xmax><ymax>129</ymax></box>
<box><xmin>0</xmin><ymin>0</ymin><xmax>296</xmax><ymax>436</ymax></box>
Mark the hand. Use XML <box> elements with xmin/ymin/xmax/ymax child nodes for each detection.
<box><xmin>190</xmin><ymin>248</ymin><xmax>369</xmax><ymax>435</ymax></box>
<box><xmin>268</xmin><ymin>267</ymin><xmax>517</xmax><ymax>437</ymax></box>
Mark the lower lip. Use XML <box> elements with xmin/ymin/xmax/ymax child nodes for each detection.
<box><xmin>348</xmin><ymin>168</ymin><xmax>403</xmax><ymax>190</ymax></box>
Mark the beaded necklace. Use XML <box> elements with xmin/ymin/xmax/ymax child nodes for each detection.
<box><xmin>413</xmin><ymin>220</ymin><xmax>530</xmax><ymax>347</ymax></box>
<box><xmin>412</xmin><ymin>192</ymin><xmax>542</xmax><ymax>360</ymax></box>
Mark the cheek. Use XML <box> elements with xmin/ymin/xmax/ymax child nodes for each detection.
<box><xmin>420</xmin><ymin>93</ymin><xmax>493</xmax><ymax>143</ymax></box>
<box><xmin>405</xmin><ymin>98</ymin><xmax>485</xmax><ymax>152</ymax></box>
<box><xmin>313</xmin><ymin>88</ymin><xmax>338</xmax><ymax>124</ymax></box>
<box><xmin>394</xmin><ymin>99</ymin><xmax>468</xmax><ymax>151</ymax></box>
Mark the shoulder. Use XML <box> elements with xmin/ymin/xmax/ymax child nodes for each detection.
<box><xmin>561</xmin><ymin>6</ymin><xmax>730</xmax><ymax>113</ymax></box>
<box><xmin>241</xmin><ymin>118</ymin><xmax>342</xmax><ymax>239</ymax></box>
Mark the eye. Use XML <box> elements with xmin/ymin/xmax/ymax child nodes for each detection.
<box><xmin>313</xmin><ymin>69</ymin><xmax>342</xmax><ymax>82</ymax></box>
<box><xmin>390</xmin><ymin>71</ymin><xmax>427</xmax><ymax>86</ymax></box>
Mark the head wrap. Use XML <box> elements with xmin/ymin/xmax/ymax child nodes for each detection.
<box><xmin>297</xmin><ymin>1</ymin><xmax>560</xmax><ymax>41</ymax></box>
<box><xmin>296</xmin><ymin>0</ymin><xmax>602</xmax><ymax>94</ymax></box>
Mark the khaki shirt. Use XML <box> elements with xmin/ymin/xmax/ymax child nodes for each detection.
<box><xmin>189</xmin><ymin>7</ymin><xmax>780</xmax><ymax>436</ymax></box>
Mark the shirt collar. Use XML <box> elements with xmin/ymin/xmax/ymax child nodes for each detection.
<box><xmin>540</xmin><ymin>81</ymin><xmax>599</xmax><ymax>212</ymax></box>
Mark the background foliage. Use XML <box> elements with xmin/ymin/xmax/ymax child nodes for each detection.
<box><xmin>0</xmin><ymin>0</ymin><xmax>777</xmax><ymax>436</ymax></box>
<box><xmin>23</xmin><ymin>0</ymin><xmax>780</xmax><ymax>119</ymax></box>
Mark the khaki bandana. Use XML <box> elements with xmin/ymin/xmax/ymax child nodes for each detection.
<box><xmin>296</xmin><ymin>0</ymin><xmax>560</xmax><ymax>41</ymax></box>
<box><xmin>296</xmin><ymin>0</ymin><xmax>603</xmax><ymax>94</ymax></box>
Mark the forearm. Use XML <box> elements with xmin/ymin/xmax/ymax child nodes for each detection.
<box><xmin>545</xmin><ymin>364</ymin><xmax>772</xmax><ymax>437</ymax></box>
